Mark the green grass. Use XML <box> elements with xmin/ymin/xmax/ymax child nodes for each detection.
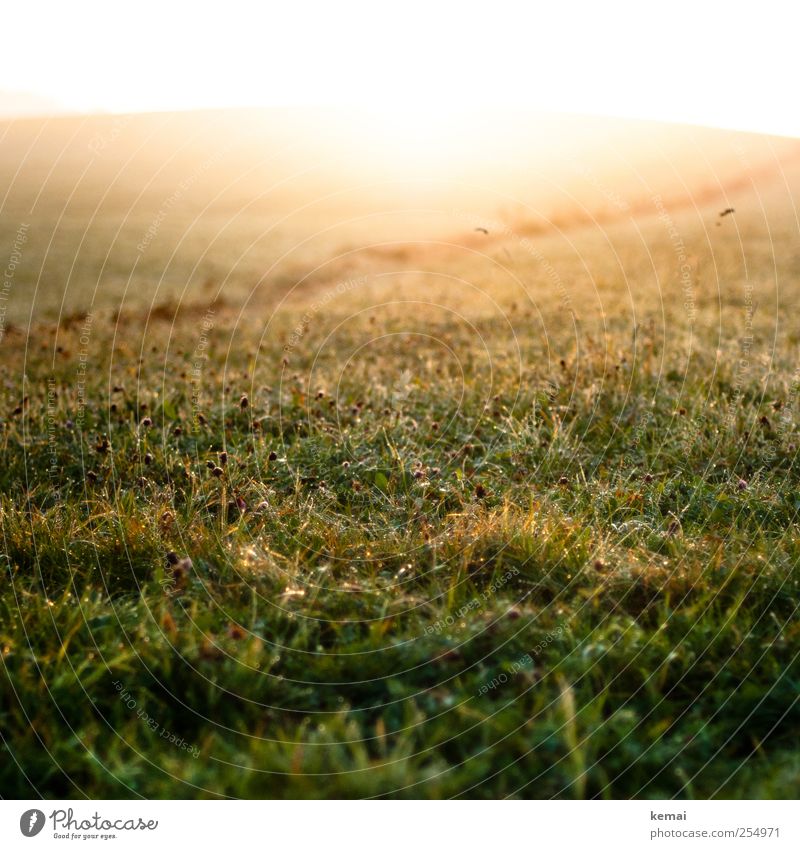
<box><xmin>2</xmin><ymin>115</ymin><xmax>800</xmax><ymax>797</ymax></box>
<box><xmin>3</xmin><ymin>275</ymin><xmax>800</xmax><ymax>799</ymax></box>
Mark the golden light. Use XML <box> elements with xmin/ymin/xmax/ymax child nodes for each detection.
<box><xmin>2</xmin><ymin>0</ymin><xmax>798</xmax><ymax>142</ymax></box>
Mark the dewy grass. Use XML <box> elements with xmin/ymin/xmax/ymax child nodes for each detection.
<box><xmin>1</xmin><ymin>137</ymin><xmax>800</xmax><ymax>798</ymax></box>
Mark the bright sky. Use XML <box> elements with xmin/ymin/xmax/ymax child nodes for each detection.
<box><xmin>4</xmin><ymin>0</ymin><xmax>798</xmax><ymax>137</ymax></box>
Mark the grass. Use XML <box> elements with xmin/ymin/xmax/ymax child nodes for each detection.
<box><xmin>1</xmin><ymin>115</ymin><xmax>800</xmax><ymax>798</ymax></box>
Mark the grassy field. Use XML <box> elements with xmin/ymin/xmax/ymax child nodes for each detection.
<box><xmin>2</xmin><ymin>111</ymin><xmax>800</xmax><ymax>798</ymax></box>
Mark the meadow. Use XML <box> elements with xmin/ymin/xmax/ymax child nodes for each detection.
<box><xmin>1</xmin><ymin>110</ymin><xmax>799</xmax><ymax>798</ymax></box>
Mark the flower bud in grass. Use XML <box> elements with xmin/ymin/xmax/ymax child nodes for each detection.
<box><xmin>227</xmin><ymin>623</ymin><xmax>246</xmax><ymax>640</ymax></box>
<box><xmin>199</xmin><ymin>639</ymin><xmax>222</xmax><ymax>661</ymax></box>
<box><xmin>172</xmin><ymin>556</ymin><xmax>193</xmax><ymax>583</ymax></box>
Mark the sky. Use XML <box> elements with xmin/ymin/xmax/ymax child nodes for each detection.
<box><xmin>3</xmin><ymin>0</ymin><xmax>798</xmax><ymax>137</ymax></box>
